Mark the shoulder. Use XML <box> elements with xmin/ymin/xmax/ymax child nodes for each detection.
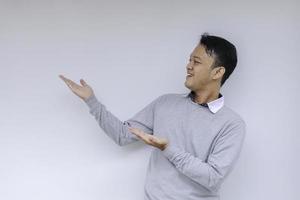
<box><xmin>218</xmin><ymin>105</ymin><xmax>246</xmax><ymax>127</ymax></box>
<box><xmin>155</xmin><ymin>92</ymin><xmax>188</xmax><ymax>103</ymax></box>
<box><xmin>215</xmin><ymin>106</ymin><xmax>247</xmax><ymax>140</ymax></box>
<box><xmin>157</xmin><ymin>92</ymin><xmax>188</xmax><ymax>99</ymax></box>
<box><xmin>150</xmin><ymin>93</ymin><xmax>188</xmax><ymax>110</ymax></box>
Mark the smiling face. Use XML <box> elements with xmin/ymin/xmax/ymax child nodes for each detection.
<box><xmin>185</xmin><ymin>44</ymin><xmax>222</xmax><ymax>91</ymax></box>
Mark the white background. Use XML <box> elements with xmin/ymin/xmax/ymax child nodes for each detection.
<box><xmin>0</xmin><ymin>0</ymin><xmax>299</xmax><ymax>199</ymax></box>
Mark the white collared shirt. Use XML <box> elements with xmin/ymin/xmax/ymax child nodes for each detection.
<box><xmin>183</xmin><ymin>91</ymin><xmax>225</xmax><ymax>114</ymax></box>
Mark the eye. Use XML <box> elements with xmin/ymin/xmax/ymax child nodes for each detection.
<box><xmin>188</xmin><ymin>58</ymin><xmax>201</xmax><ymax>64</ymax></box>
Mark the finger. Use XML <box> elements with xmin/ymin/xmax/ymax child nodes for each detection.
<box><xmin>59</xmin><ymin>75</ymin><xmax>70</xmax><ymax>83</ymax></box>
<box><xmin>128</xmin><ymin>127</ymin><xmax>138</xmax><ymax>135</ymax></box>
<box><xmin>132</xmin><ymin>131</ymin><xmax>145</xmax><ymax>142</ymax></box>
<box><xmin>59</xmin><ymin>75</ymin><xmax>79</xmax><ymax>89</ymax></box>
<box><xmin>151</xmin><ymin>137</ymin><xmax>162</xmax><ymax>144</ymax></box>
<box><xmin>141</xmin><ymin>135</ymin><xmax>154</xmax><ymax>145</ymax></box>
<box><xmin>130</xmin><ymin>129</ymin><xmax>143</xmax><ymax>138</ymax></box>
<box><xmin>129</xmin><ymin>128</ymin><xmax>147</xmax><ymax>140</ymax></box>
<box><xmin>149</xmin><ymin>137</ymin><xmax>161</xmax><ymax>145</ymax></box>
<box><xmin>59</xmin><ymin>75</ymin><xmax>72</xmax><ymax>85</ymax></box>
<box><xmin>129</xmin><ymin>128</ymin><xmax>156</xmax><ymax>146</ymax></box>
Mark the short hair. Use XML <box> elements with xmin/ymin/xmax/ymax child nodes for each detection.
<box><xmin>199</xmin><ymin>33</ymin><xmax>238</xmax><ymax>87</ymax></box>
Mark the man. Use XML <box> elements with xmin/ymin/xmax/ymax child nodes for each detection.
<box><xmin>59</xmin><ymin>33</ymin><xmax>246</xmax><ymax>200</ymax></box>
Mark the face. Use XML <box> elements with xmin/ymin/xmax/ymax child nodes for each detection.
<box><xmin>184</xmin><ymin>44</ymin><xmax>221</xmax><ymax>91</ymax></box>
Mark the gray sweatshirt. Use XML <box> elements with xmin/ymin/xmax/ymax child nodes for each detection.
<box><xmin>84</xmin><ymin>91</ymin><xmax>246</xmax><ymax>200</ymax></box>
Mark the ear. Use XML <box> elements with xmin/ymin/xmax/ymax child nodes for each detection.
<box><xmin>212</xmin><ymin>66</ymin><xmax>225</xmax><ymax>80</ymax></box>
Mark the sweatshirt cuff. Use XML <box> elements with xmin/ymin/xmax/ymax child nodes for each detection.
<box><xmin>161</xmin><ymin>143</ymin><xmax>181</xmax><ymax>160</ymax></box>
<box><xmin>83</xmin><ymin>94</ymin><xmax>100</xmax><ymax>110</ymax></box>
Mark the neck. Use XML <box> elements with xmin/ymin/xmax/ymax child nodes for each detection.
<box><xmin>192</xmin><ymin>84</ymin><xmax>221</xmax><ymax>104</ymax></box>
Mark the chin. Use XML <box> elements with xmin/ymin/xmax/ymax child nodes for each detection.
<box><xmin>184</xmin><ymin>81</ymin><xmax>192</xmax><ymax>90</ymax></box>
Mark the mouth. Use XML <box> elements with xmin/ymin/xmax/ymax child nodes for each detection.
<box><xmin>186</xmin><ymin>73</ymin><xmax>193</xmax><ymax>78</ymax></box>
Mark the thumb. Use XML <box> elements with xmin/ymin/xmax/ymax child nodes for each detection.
<box><xmin>80</xmin><ymin>79</ymin><xmax>88</xmax><ymax>87</ymax></box>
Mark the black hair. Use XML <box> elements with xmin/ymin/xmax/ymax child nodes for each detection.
<box><xmin>199</xmin><ymin>33</ymin><xmax>238</xmax><ymax>87</ymax></box>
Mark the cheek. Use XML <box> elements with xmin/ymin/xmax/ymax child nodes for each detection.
<box><xmin>194</xmin><ymin>70</ymin><xmax>208</xmax><ymax>78</ymax></box>
<box><xmin>195</xmin><ymin>71</ymin><xmax>210</xmax><ymax>81</ymax></box>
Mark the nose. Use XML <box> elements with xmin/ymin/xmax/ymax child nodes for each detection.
<box><xmin>186</xmin><ymin>61</ymin><xmax>193</xmax><ymax>70</ymax></box>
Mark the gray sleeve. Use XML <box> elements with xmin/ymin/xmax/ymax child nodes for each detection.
<box><xmin>162</xmin><ymin>120</ymin><xmax>246</xmax><ymax>192</ymax></box>
<box><xmin>84</xmin><ymin>94</ymin><xmax>163</xmax><ymax>146</ymax></box>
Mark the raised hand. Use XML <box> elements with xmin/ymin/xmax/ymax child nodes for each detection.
<box><xmin>59</xmin><ymin>74</ymin><xmax>94</xmax><ymax>101</ymax></box>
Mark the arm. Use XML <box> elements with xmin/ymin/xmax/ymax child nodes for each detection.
<box><xmin>84</xmin><ymin>94</ymin><xmax>163</xmax><ymax>146</ymax></box>
<box><xmin>161</xmin><ymin>120</ymin><xmax>246</xmax><ymax>192</ymax></box>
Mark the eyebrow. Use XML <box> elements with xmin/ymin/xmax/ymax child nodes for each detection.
<box><xmin>190</xmin><ymin>55</ymin><xmax>202</xmax><ymax>60</ymax></box>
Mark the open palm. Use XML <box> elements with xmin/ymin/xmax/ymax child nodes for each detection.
<box><xmin>59</xmin><ymin>74</ymin><xmax>94</xmax><ymax>101</ymax></box>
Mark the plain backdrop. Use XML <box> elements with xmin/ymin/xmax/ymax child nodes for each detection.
<box><xmin>0</xmin><ymin>0</ymin><xmax>299</xmax><ymax>200</ymax></box>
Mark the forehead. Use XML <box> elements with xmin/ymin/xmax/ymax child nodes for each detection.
<box><xmin>190</xmin><ymin>45</ymin><xmax>214</xmax><ymax>61</ymax></box>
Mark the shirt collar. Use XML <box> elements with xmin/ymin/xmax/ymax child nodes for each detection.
<box><xmin>184</xmin><ymin>91</ymin><xmax>224</xmax><ymax>114</ymax></box>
